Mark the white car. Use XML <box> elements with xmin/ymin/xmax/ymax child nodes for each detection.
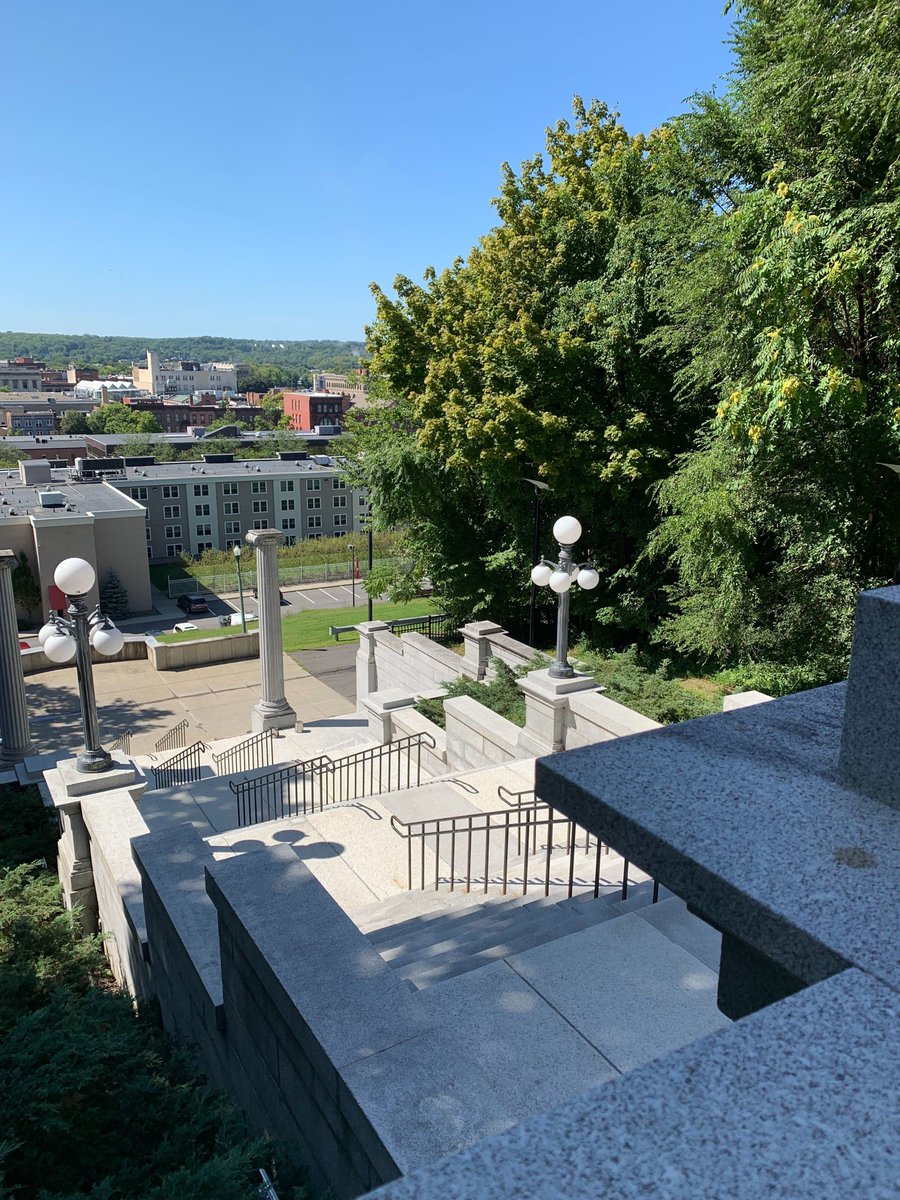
<box><xmin>172</xmin><ymin>621</ymin><xmax>198</xmax><ymax>633</ymax></box>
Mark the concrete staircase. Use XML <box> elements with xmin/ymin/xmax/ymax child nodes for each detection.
<box><xmin>355</xmin><ymin>879</ymin><xmax>699</xmax><ymax>990</ymax></box>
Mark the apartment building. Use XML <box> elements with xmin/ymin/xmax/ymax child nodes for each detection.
<box><xmin>282</xmin><ymin>391</ymin><xmax>355</xmax><ymax>431</ymax></box>
<box><xmin>132</xmin><ymin>350</ymin><xmax>237</xmax><ymax>397</ymax></box>
<box><xmin>91</xmin><ymin>453</ymin><xmax>367</xmax><ymax>560</ymax></box>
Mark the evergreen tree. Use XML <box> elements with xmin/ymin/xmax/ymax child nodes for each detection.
<box><xmin>11</xmin><ymin>552</ymin><xmax>41</xmax><ymax>625</ymax></box>
<box><xmin>100</xmin><ymin>570</ymin><xmax>129</xmax><ymax>619</ymax></box>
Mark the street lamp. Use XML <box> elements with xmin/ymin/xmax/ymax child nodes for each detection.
<box><xmin>37</xmin><ymin>557</ymin><xmax>126</xmax><ymax>772</ymax></box>
<box><xmin>348</xmin><ymin>543</ymin><xmax>356</xmax><ymax>607</ymax></box>
<box><xmin>233</xmin><ymin>543</ymin><xmax>247</xmax><ymax>632</ymax></box>
<box><xmin>531</xmin><ymin>515</ymin><xmax>599</xmax><ymax>679</ymax></box>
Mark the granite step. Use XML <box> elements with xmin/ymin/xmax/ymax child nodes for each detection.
<box><xmin>373</xmin><ymin>895</ymin><xmax>565</xmax><ymax>963</ymax></box>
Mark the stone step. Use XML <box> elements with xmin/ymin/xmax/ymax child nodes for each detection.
<box><xmin>370</xmin><ymin>893</ymin><xmax>565</xmax><ymax>959</ymax></box>
<box><xmin>634</xmin><ymin>895</ymin><xmax>722</xmax><ymax>971</ymax></box>
<box><xmin>362</xmin><ymin>888</ymin><xmax>564</xmax><ymax>946</ymax></box>
<box><xmin>352</xmin><ymin>888</ymin><xmax>481</xmax><ymax>934</ymax></box>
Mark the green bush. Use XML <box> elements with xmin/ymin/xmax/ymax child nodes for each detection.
<box><xmin>0</xmin><ymin>784</ymin><xmax>60</xmax><ymax>871</ymax></box>
<box><xmin>415</xmin><ymin>659</ymin><xmax>543</xmax><ymax>729</ymax></box>
<box><xmin>573</xmin><ymin>645</ymin><xmax>723</xmax><ymax>724</ymax></box>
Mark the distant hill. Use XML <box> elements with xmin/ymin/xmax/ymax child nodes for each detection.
<box><xmin>0</xmin><ymin>331</ymin><xmax>366</xmax><ymax>375</ymax></box>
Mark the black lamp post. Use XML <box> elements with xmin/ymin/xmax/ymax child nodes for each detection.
<box><xmin>531</xmin><ymin>516</ymin><xmax>599</xmax><ymax>679</ymax></box>
<box><xmin>233</xmin><ymin>543</ymin><xmax>247</xmax><ymax>632</ymax></box>
<box><xmin>348</xmin><ymin>543</ymin><xmax>356</xmax><ymax>607</ymax></box>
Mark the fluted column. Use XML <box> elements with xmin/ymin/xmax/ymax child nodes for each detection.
<box><xmin>0</xmin><ymin>549</ymin><xmax>35</xmax><ymax>762</ymax></box>
<box><xmin>246</xmin><ymin>528</ymin><xmax>296</xmax><ymax>732</ymax></box>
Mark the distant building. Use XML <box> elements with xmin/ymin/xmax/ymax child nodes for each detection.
<box><xmin>311</xmin><ymin>370</ymin><xmax>369</xmax><ymax>403</ymax></box>
<box><xmin>132</xmin><ymin>350</ymin><xmax>237</xmax><ymax>397</ymax></box>
<box><xmin>282</xmin><ymin>391</ymin><xmax>355</xmax><ymax>432</ymax></box>
<box><xmin>67</xmin><ymin>366</ymin><xmax>99</xmax><ymax>383</ymax></box>
<box><xmin>73</xmin><ymin>379</ymin><xmax>147</xmax><ymax>402</ymax></box>
<box><xmin>0</xmin><ymin>358</ymin><xmax>44</xmax><ymax>392</ymax></box>
<box><xmin>2</xmin><ymin>396</ymin><xmax>96</xmax><ymax>434</ymax></box>
<box><xmin>123</xmin><ymin>399</ymin><xmax>262</xmax><ymax>433</ymax></box>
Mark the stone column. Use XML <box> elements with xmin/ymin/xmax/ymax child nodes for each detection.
<box><xmin>246</xmin><ymin>528</ymin><xmax>296</xmax><ymax>732</ymax></box>
<box><xmin>355</xmin><ymin>620</ymin><xmax>388</xmax><ymax>709</ymax></box>
<box><xmin>460</xmin><ymin>620</ymin><xmax>505</xmax><ymax>681</ymax></box>
<box><xmin>0</xmin><ymin>549</ymin><xmax>35</xmax><ymax>762</ymax></box>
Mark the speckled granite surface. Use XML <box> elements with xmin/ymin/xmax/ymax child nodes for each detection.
<box><xmin>535</xmin><ymin>681</ymin><xmax>899</xmax><ymax>991</ymax></box>
<box><xmin>367</xmin><ymin>969</ymin><xmax>899</xmax><ymax>1199</ymax></box>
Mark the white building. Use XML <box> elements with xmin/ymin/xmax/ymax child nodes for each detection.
<box><xmin>132</xmin><ymin>351</ymin><xmax>237</xmax><ymax>398</ymax></box>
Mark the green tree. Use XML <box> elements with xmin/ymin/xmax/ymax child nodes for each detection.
<box><xmin>648</xmin><ymin>0</ymin><xmax>900</xmax><ymax>680</ymax></box>
<box><xmin>11</xmin><ymin>551</ymin><xmax>40</xmax><ymax>624</ymax></box>
<box><xmin>351</xmin><ymin>100</ymin><xmax>705</xmax><ymax>630</ymax></box>
<box><xmin>87</xmin><ymin>403</ymin><xmax>162</xmax><ymax>435</ymax></box>
<box><xmin>100</xmin><ymin>570</ymin><xmax>129</xmax><ymax>619</ymax></box>
<box><xmin>58</xmin><ymin>411</ymin><xmax>90</xmax><ymax>435</ymax></box>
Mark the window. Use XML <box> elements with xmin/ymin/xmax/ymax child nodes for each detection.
<box><xmin>165</xmin><ymin>525</ymin><xmax>182</xmax><ymax>540</ymax></box>
<box><xmin>224</xmin><ymin>520</ymin><xmax>240</xmax><ymax>535</ymax></box>
<box><xmin>145</xmin><ymin>527</ymin><xmax>151</xmax><ymax>541</ymax></box>
<box><xmin>306</xmin><ymin>478</ymin><xmax>320</xmax><ymax>491</ymax></box>
<box><xmin>222</xmin><ymin>482</ymin><xmax>238</xmax><ymax>496</ymax></box>
<box><xmin>281</xmin><ymin>518</ymin><xmax>296</xmax><ymax>530</ymax></box>
<box><xmin>283</xmin><ymin>535</ymin><xmax>296</xmax><ymax>546</ymax></box>
<box><xmin>195</xmin><ymin>523</ymin><xmax>212</xmax><ymax>536</ymax></box>
<box><xmin>307</xmin><ymin>496</ymin><xmax>321</xmax><ymax>510</ymax></box>
<box><xmin>333</xmin><ymin>495</ymin><xmax>347</xmax><ymax>508</ymax></box>
<box><xmin>163</xmin><ymin>504</ymin><xmax>180</xmax><ymax>520</ymax></box>
<box><xmin>162</xmin><ymin>485</ymin><xmax>178</xmax><ymax>499</ymax></box>
<box><xmin>251</xmin><ymin>480</ymin><xmax>266</xmax><ymax>494</ymax></box>
<box><xmin>166</xmin><ymin>544</ymin><xmax>184</xmax><ymax>558</ymax></box>
<box><xmin>193</xmin><ymin>483</ymin><xmax>209</xmax><ymax>496</ymax></box>
<box><xmin>281</xmin><ymin>499</ymin><xmax>295</xmax><ymax>511</ymax></box>
<box><xmin>333</xmin><ymin>514</ymin><xmax>348</xmax><ymax>528</ymax></box>
<box><xmin>195</xmin><ymin>503</ymin><xmax>211</xmax><ymax>516</ymax></box>
<box><xmin>132</xmin><ymin>486</ymin><xmax>148</xmax><ymax>500</ymax></box>
<box><xmin>252</xmin><ymin>500</ymin><xmax>267</xmax><ymax>514</ymax></box>
<box><xmin>146</xmin><ymin>545</ymin><xmax>153</xmax><ymax>558</ymax></box>
<box><xmin>197</xmin><ymin>541</ymin><xmax>213</xmax><ymax>552</ymax></box>
<box><xmin>252</xmin><ymin>518</ymin><xmax>267</xmax><ymax>530</ymax></box>
<box><xmin>279</xmin><ymin>480</ymin><xmax>294</xmax><ymax>492</ymax></box>
<box><xmin>308</xmin><ymin>514</ymin><xmax>322</xmax><ymax>529</ymax></box>
<box><xmin>334</xmin><ymin>478</ymin><xmax>347</xmax><ymax>490</ymax></box>
<box><xmin>224</xmin><ymin>501</ymin><xmax>239</xmax><ymax>516</ymax></box>
<box><xmin>307</xmin><ymin>532</ymin><xmax>321</xmax><ymax>540</ymax></box>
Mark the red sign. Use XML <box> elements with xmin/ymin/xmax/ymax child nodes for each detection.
<box><xmin>48</xmin><ymin>584</ymin><xmax>66</xmax><ymax>612</ymax></box>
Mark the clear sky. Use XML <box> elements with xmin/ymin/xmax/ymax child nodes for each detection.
<box><xmin>2</xmin><ymin>1</ymin><xmax>734</xmax><ymax>343</ymax></box>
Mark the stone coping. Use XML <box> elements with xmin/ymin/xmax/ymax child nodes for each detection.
<box><xmin>536</xmin><ymin>682</ymin><xmax>899</xmax><ymax>992</ymax></box>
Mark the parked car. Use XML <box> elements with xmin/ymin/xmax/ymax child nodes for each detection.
<box><xmin>172</xmin><ymin>622</ymin><xmax>198</xmax><ymax>633</ymax></box>
<box><xmin>176</xmin><ymin>594</ymin><xmax>209</xmax><ymax>615</ymax></box>
<box><xmin>251</xmin><ymin>587</ymin><xmax>286</xmax><ymax>604</ymax></box>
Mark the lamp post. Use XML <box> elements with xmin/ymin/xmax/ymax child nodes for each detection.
<box><xmin>366</xmin><ymin>522</ymin><xmax>374</xmax><ymax>622</ymax></box>
<box><xmin>524</xmin><ymin>478</ymin><xmax>549</xmax><ymax>648</ymax></box>
<box><xmin>233</xmin><ymin>543</ymin><xmax>247</xmax><ymax>633</ymax></box>
<box><xmin>531</xmin><ymin>515</ymin><xmax>599</xmax><ymax>679</ymax></box>
<box><xmin>37</xmin><ymin>557</ymin><xmax>126</xmax><ymax>773</ymax></box>
<box><xmin>348</xmin><ymin>542</ymin><xmax>356</xmax><ymax>607</ymax></box>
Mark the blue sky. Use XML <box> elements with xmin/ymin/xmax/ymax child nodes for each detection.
<box><xmin>2</xmin><ymin>1</ymin><xmax>734</xmax><ymax>343</ymax></box>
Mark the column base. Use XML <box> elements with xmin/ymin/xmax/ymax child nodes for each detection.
<box><xmin>0</xmin><ymin>740</ymin><xmax>36</xmax><ymax>765</ymax></box>
<box><xmin>252</xmin><ymin>701</ymin><xmax>297</xmax><ymax>733</ymax></box>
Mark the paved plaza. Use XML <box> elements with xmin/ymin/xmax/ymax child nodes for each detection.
<box><xmin>25</xmin><ymin>652</ymin><xmax>352</xmax><ymax>757</ymax></box>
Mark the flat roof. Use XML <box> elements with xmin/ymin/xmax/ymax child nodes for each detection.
<box><xmin>0</xmin><ymin>474</ymin><xmax>142</xmax><ymax>519</ymax></box>
<box><xmin>72</xmin><ymin>456</ymin><xmax>345</xmax><ymax>483</ymax></box>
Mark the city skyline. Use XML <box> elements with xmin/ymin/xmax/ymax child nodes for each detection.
<box><xmin>2</xmin><ymin>1</ymin><xmax>734</xmax><ymax>342</ymax></box>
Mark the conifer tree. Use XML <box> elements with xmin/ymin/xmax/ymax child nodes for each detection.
<box><xmin>100</xmin><ymin>570</ymin><xmax>129</xmax><ymax>619</ymax></box>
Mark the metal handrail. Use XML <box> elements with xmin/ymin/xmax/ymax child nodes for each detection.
<box><xmin>390</xmin><ymin>802</ymin><xmax>649</xmax><ymax>902</ymax></box>
<box><xmin>107</xmin><ymin>729</ymin><xmax>133</xmax><ymax>755</ymax></box>
<box><xmin>230</xmin><ymin>731</ymin><xmax>437</xmax><ymax>827</ymax></box>
<box><xmin>154</xmin><ymin>717</ymin><xmax>189</xmax><ymax>753</ymax></box>
<box><xmin>212</xmin><ymin>728</ymin><xmax>276</xmax><ymax>776</ymax></box>
<box><xmin>152</xmin><ymin>740</ymin><xmax>207</xmax><ymax>789</ymax></box>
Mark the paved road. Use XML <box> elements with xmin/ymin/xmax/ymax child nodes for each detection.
<box><xmin>290</xmin><ymin>643</ymin><xmax>358</xmax><ymax>705</ymax></box>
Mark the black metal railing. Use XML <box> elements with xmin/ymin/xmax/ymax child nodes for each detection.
<box><xmin>212</xmin><ymin>729</ymin><xmax>276</xmax><ymax>776</ymax></box>
<box><xmin>385</xmin><ymin>613</ymin><xmax>456</xmax><ymax>644</ymax></box>
<box><xmin>106</xmin><ymin>729</ymin><xmax>133</xmax><ymax>755</ymax></box>
<box><xmin>152</xmin><ymin>741</ymin><xmax>207</xmax><ymax>789</ymax></box>
<box><xmin>154</xmin><ymin>718</ymin><xmax>189</xmax><ymax>753</ymax></box>
<box><xmin>391</xmin><ymin>800</ymin><xmax>649</xmax><ymax>902</ymax></box>
<box><xmin>231</xmin><ymin>732</ymin><xmax>437</xmax><ymax>827</ymax></box>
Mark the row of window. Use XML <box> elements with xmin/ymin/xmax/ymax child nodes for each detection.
<box><xmin>159</xmin><ymin>496</ymin><xmax>351</xmax><ymax>520</ymax></box>
<box><xmin>153</xmin><ymin>511</ymin><xmax>349</xmax><ymax>545</ymax></box>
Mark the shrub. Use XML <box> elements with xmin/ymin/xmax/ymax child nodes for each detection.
<box><xmin>0</xmin><ymin>784</ymin><xmax>60</xmax><ymax>871</ymax></box>
<box><xmin>415</xmin><ymin>659</ymin><xmax>544</xmax><ymax>729</ymax></box>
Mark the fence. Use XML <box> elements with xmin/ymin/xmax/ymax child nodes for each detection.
<box><xmin>152</xmin><ymin>741</ymin><xmax>207</xmax><ymax>789</ymax></box>
<box><xmin>168</xmin><ymin>557</ymin><xmax>403</xmax><ymax>598</ymax></box>
<box><xmin>106</xmin><ymin>729</ymin><xmax>133</xmax><ymax>755</ymax></box>
<box><xmin>230</xmin><ymin>732</ymin><xmax>436</xmax><ymax>827</ymax></box>
<box><xmin>330</xmin><ymin>613</ymin><xmax>455</xmax><ymax>643</ymax></box>
<box><xmin>211</xmin><ymin>729</ymin><xmax>276</xmax><ymax>776</ymax></box>
<box><xmin>154</xmin><ymin>718</ymin><xmax>189</xmax><ymax>753</ymax></box>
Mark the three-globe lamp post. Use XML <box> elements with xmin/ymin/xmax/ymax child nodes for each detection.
<box><xmin>531</xmin><ymin>515</ymin><xmax>599</xmax><ymax>679</ymax></box>
<box><xmin>233</xmin><ymin>542</ymin><xmax>247</xmax><ymax>633</ymax></box>
<box><xmin>37</xmin><ymin>557</ymin><xmax>126</xmax><ymax>773</ymax></box>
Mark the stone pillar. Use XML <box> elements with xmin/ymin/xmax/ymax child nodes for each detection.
<box><xmin>355</xmin><ymin>620</ymin><xmax>389</xmax><ymax>710</ymax></box>
<box><xmin>460</xmin><ymin>620</ymin><xmax>505</xmax><ymax>681</ymax></box>
<box><xmin>360</xmin><ymin>689</ymin><xmax>416</xmax><ymax>744</ymax></box>
<box><xmin>246</xmin><ymin>528</ymin><xmax>296</xmax><ymax>732</ymax></box>
<box><xmin>0</xmin><ymin>549</ymin><xmax>35</xmax><ymax>762</ymax></box>
<box><xmin>516</xmin><ymin>667</ymin><xmax>598</xmax><ymax>756</ymax></box>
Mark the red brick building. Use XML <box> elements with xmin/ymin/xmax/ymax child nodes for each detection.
<box><xmin>282</xmin><ymin>391</ymin><xmax>354</xmax><ymax>431</ymax></box>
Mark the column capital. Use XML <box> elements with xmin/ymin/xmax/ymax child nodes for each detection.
<box><xmin>245</xmin><ymin>528</ymin><xmax>285</xmax><ymax>549</ymax></box>
<box><xmin>0</xmin><ymin>549</ymin><xmax>16</xmax><ymax>571</ymax></box>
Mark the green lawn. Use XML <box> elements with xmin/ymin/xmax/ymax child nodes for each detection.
<box><xmin>155</xmin><ymin>598</ymin><xmax>437</xmax><ymax>650</ymax></box>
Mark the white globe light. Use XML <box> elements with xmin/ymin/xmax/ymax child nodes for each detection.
<box><xmin>38</xmin><ymin>621</ymin><xmax>58</xmax><ymax>646</ymax></box>
<box><xmin>54</xmin><ymin>557</ymin><xmax>95</xmax><ymax>597</ymax></box>
<box><xmin>549</xmin><ymin>570</ymin><xmax>573</xmax><ymax>594</ymax></box>
<box><xmin>531</xmin><ymin>563</ymin><xmax>553</xmax><ymax>587</ymax></box>
<box><xmin>92</xmin><ymin>625</ymin><xmax>125</xmax><ymax>657</ymax></box>
<box><xmin>576</xmin><ymin>567</ymin><xmax>600</xmax><ymax>591</ymax></box>
<box><xmin>553</xmin><ymin>515</ymin><xmax>582</xmax><ymax>545</ymax></box>
<box><xmin>43</xmin><ymin>632</ymin><xmax>77</xmax><ymax>663</ymax></box>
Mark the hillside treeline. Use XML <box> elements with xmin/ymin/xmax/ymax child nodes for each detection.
<box><xmin>348</xmin><ymin>0</ymin><xmax>900</xmax><ymax>693</ymax></box>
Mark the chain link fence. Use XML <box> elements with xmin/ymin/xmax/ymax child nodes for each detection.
<box><xmin>168</xmin><ymin>557</ymin><xmax>401</xmax><ymax>598</ymax></box>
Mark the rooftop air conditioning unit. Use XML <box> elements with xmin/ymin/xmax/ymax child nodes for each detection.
<box><xmin>38</xmin><ymin>491</ymin><xmax>66</xmax><ymax>508</ymax></box>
